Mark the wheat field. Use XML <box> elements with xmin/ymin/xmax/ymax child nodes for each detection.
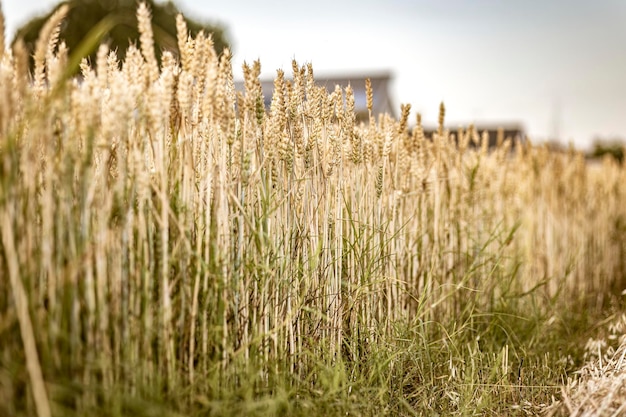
<box><xmin>1</xmin><ymin>3</ymin><xmax>626</xmax><ymax>416</ymax></box>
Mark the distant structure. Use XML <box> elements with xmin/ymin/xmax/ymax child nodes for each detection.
<box><xmin>235</xmin><ymin>71</ymin><xmax>396</xmax><ymax>121</ymax></box>
<box><xmin>422</xmin><ymin>123</ymin><xmax>526</xmax><ymax>148</ymax></box>
<box><xmin>235</xmin><ymin>72</ymin><xmax>525</xmax><ymax>149</ymax></box>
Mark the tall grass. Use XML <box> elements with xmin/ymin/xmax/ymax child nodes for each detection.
<box><xmin>1</xmin><ymin>3</ymin><xmax>626</xmax><ymax>416</ymax></box>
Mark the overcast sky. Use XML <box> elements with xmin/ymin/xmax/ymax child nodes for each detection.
<box><xmin>4</xmin><ymin>0</ymin><xmax>626</xmax><ymax>149</ymax></box>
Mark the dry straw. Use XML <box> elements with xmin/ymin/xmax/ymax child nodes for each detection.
<box><xmin>1</xmin><ymin>2</ymin><xmax>626</xmax><ymax>415</ymax></box>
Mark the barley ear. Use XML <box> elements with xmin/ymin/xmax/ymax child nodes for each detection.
<box><xmin>12</xmin><ymin>38</ymin><xmax>29</xmax><ymax>93</ymax></box>
<box><xmin>345</xmin><ymin>85</ymin><xmax>361</xmax><ymax>164</ymax></box>
<box><xmin>305</xmin><ymin>62</ymin><xmax>315</xmax><ymax>100</ymax></box>
<box><xmin>176</xmin><ymin>14</ymin><xmax>192</xmax><ymax>72</ymax></box>
<box><xmin>497</xmin><ymin>127</ymin><xmax>504</xmax><ymax>148</ymax></box>
<box><xmin>481</xmin><ymin>130</ymin><xmax>489</xmax><ymax>155</ymax></box>
<box><xmin>437</xmin><ymin>101</ymin><xmax>446</xmax><ymax>137</ymax></box>
<box><xmin>410</xmin><ymin>112</ymin><xmax>422</xmax><ymax>153</ymax></box>
<box><xmin>137</xmin><ymin>2</ymin><xmax>159</xmax><ymax>83</ymax></box>
<box><xmin>375</xmin><ymin>163</ymin><xmax>384</xmax><ymax>198</ymax></box>
<box><xmin>270</xmin><ymin>68</ymin><xmax>287</xmax><ymax>129</ymax></box>
<box><xmin>365</xmin><ymin>78</ymin><xmax>376</xmax><ymax>127</ymax></box>
<box><xmin>399</xmin><ymin>103</ymin><xmax>411</xmax><ymax>135</ymax></box>
<box><xmin>33</xmin><ymin>4</ymin><xmax>69</xmax><ymax>91</ymax></box>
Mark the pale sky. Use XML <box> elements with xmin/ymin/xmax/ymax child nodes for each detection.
<box><xmin>4</xmin><ymin>0</ymin><xmax>626</xmax><ymax>149</ymax></box>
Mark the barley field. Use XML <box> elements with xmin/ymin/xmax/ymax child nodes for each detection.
<box><xmin>1</xmin><ymin>4</ymin><xmax>626</xmax><ymax>417</ymax></box>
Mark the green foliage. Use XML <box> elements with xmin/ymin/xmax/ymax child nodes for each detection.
<box><xmin>589</xmin><ymin>138</ymin><xmax>625</xmax><ymax>164</ymax></box>
<box><xmin>12</xmin><ymin>0</ymin><xmax>229</xmax><ymax>75</ymax></box>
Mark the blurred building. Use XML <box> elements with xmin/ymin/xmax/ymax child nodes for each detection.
<box><xmin>235</xmin><ymin>71</ymin><xmax>396</xmax><ymax>120</ymax></box>
<box><xmin>235</xmin><ymin>72</ymin><xmax>526</xmax><ymax>149</ymax></box>
<box><xmin>422</xmin><ymin>123</ymin><xmax>526</xmax><ymax>148</ymax></box>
